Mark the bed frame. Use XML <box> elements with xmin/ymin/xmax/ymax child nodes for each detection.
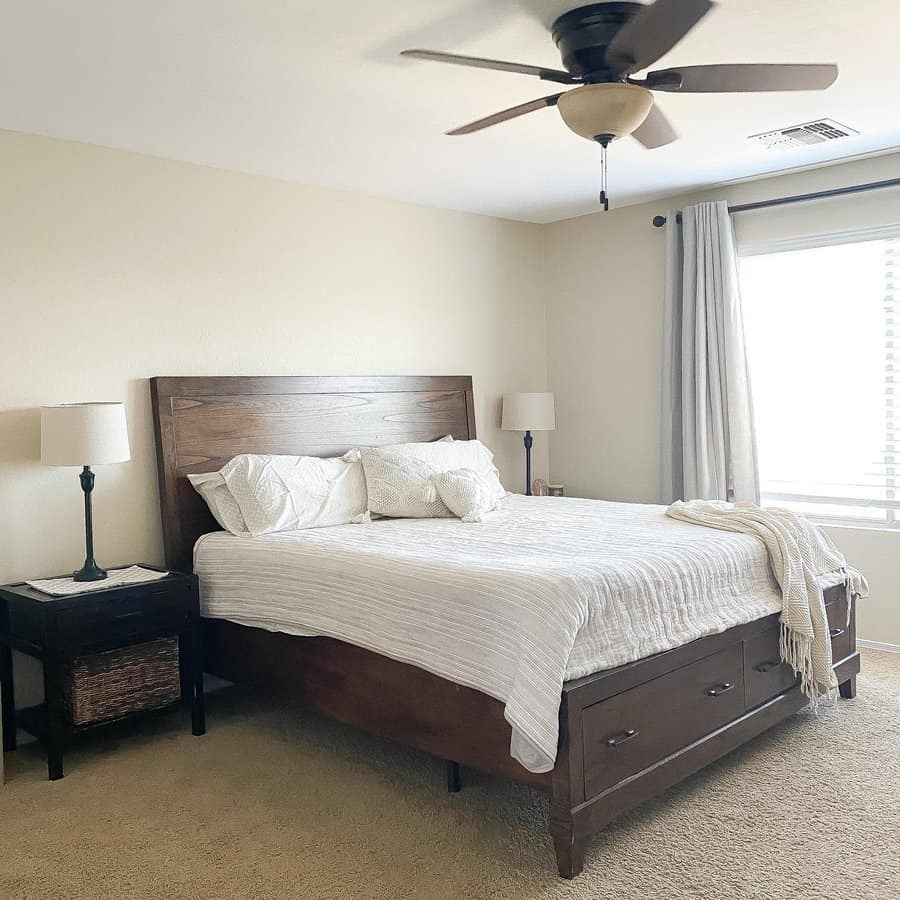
<box><xmin>150</xmin><ymin>375</ymin><xmax>860</xmax><ymax>879</ymax></box>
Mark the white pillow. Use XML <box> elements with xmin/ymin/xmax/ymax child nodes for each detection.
<box><xmin>187</xmin><ymin>472</ymin><xmax>249</xmax><ymax>535</ymax></box>
<box><xmin>359</xmin><ymin>448</ymin><xmax>454</xmax><ymax>519</ymax></box>
<box><xmin>432</xmin><ymin>468</ymin><xmax>501</xmax><ymax>522</ymax></box>
<box><xmin>360</xmin><ymin>439</ymin><xmax>506</xmax><ymax>519</ymax></box>
<box><xmin>220</xmin><ymin>450</ymin><xmax>369</xmax><ymax>536</ymax></box>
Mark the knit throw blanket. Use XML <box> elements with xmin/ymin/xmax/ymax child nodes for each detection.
<box><xmin>667</xmin><ymin>500</ymin><xmax>868</xmax><ymax>704</ymax></box>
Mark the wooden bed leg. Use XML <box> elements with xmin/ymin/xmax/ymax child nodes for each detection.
<box><xmin>839</xmin><ymin>675</ymin><xmax>857</xmax><ymax>699</ymax></box>
<box><xmin>446</xmin><ymin>760</ymin><xmax>460</xmax><ymax>793</ymax></box>
<box><xmin>550</xmin><ymin>690</ymin><xmax>586</xmax><ymax>879</ymax></box>
<box><xmin>552</xmin><ymin>827</ymin><xmax>586</xmax><ymax>880</ymax></box>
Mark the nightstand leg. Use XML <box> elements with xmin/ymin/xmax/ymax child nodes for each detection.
<box><xmin>178</xmin><ymin>629</ymin><xmax>191</xmax><ymax>707</ymax></box>
<box><xmin>42</xmin><ymin>658</ymin><xmax>65</xmax><ymax>780</ymax></box>
<box><xmin>190</xmin><ymin>619</ymin><xmax>205</xmax><ymax>736</ymax></box>
<box><xmin>0</xmin><ymin>642</ymin><xmax>16</xmax><ymax>751</ymax></box>
<box><xmin>446</xmin><ymin>760</ymin><xmax>460</xmax><ymax>793</ymax></box>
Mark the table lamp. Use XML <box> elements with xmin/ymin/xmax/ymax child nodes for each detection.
<box><xmin>501</xmin><ymin>392</ymin><xmax>555</xmax><ymax>495</ymax></box>
<box><xmin>41</xmin><ymin>402</ymin><xmax>131</xmax><ymax>581</ymax></box>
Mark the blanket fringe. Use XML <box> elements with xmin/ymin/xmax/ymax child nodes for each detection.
<box><xmin>779</xmin><ymin>622</ymin><xmax>836</xmax><ymax>709</ymax></box>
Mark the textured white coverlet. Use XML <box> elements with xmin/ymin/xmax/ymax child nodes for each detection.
<box><xmin>194</xmin><ymin>495</ymin><xmax>793</xmax><ymax>774</ymax></box>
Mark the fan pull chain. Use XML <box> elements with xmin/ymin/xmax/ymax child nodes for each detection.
<box><xmin>597</xmin><ymin>134</ymin><xmax>612</xmax><ymax>212</ymax></box>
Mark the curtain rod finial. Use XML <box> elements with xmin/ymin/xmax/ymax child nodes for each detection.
<box><xmin>652</xmin><ymin>215</ymin><xmax>667</xmax><ymax>228</ymax></box>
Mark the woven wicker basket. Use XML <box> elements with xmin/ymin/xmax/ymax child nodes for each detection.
<box><xmin>62</xmin><ymin>637</ymin><xmax>181</xmax><ymax>726</ymax></box>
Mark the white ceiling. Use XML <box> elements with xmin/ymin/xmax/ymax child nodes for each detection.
<box><xmin>1</xmin><ymin>1</ymin><xmax>898</xmax><ymax>223</ymax></box>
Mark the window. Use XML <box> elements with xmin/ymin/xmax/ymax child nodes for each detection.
<box><xmin>740</xmin><ymin>229</ymin><xmax>898</xmax><ymax>526</ymax></box>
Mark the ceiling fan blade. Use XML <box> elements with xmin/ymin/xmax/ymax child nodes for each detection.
<box><xmin>644</xmin><ymin>63</ymin><xmax>839</xmax><ymax>92</ymax></box>
<box><xmin>446</xmin><ymin>93</ymin><xmax>564</xmax><ymax>135</ymax></box>
<box><xmin>632</xmin><ymin>104</ymin><xmax>678</xmax><ymax>148</ymax></box>
<box><xmin>606</xmin><ymin>0</ymin><xmax>715</xmax><ymax>75</ymax></box>
<box><xmin>400</xmin><ymin>49</ymin><xmax>578</xmax><ymax>85</ymax></box>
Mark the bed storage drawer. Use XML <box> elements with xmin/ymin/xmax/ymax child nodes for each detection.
<box><xmin>744</xmin><ymin>625</ymin><xmax>797</xmax><ymax>709</ymax></box>
<box><xmin>581</xmin><ymin>644</ymin><xmax>745</xmax><ymax>799</ymax></box>
<box><xmin>826</xmin><ymin>594</ymin><xmax>853</xmax><ymax>662</ymax></box>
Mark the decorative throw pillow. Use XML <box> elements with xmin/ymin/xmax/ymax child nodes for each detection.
<box><xmin>186</xmin><ymin>472</ymin><xmax>249</xmax><ymax>535</ymax></box>
<box><xmin>432</xmin><ymin>468</ymin><xmax>501</xmax><ymax>522</ymax></box>
<box><xmin>220</xmin><ymin>450</ymin><xmax>369</xmax><ymax>536</ymax></box>
<box><xmin>359</xmin><ymin>448</ymin><xmax>454</xmax><ymax>519</ymax></box>
<box><xmin>368</xmin><ymin>438</ymin><xmax>506</xmax><ymax>505</ymax></box>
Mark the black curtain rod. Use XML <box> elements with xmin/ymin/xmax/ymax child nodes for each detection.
<box><xmin>651</xmin><ymin>176</ymin><xmax>900</xmax><ymax>228</ymax></box>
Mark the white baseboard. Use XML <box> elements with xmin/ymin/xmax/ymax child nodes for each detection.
<box><xmin>858</xmin><ymin>638</ymin><xmax>900</xmax><ymax>654</ymax></box>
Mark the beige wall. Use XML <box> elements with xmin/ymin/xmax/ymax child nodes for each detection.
<box><xmin>0</xmin><ymin>130</ymin><xmax>547</xmax><ymax>704</ymax></box>
<box><xmin>545</xmin><ymin>150</ymin><xmax>900</xmax><ymax>647</ymax></box>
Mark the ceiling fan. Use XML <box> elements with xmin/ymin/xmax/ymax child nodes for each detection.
<box><xmin>400</xmin><ymin>0</ymin><xmax>838</xmax><ymax>160</ymax></box>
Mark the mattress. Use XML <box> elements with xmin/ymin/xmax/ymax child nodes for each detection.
<box><xmin>194</xmin><ymin>495</ymin><xmax>792</xmax><ymax>773</ymax></box>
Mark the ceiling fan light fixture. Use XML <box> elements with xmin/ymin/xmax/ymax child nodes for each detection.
<box><xmin>403</xmin><ymin>0</ymin><xmax>840</xmax><ymax>148</ymax></box>
<box><xmin>556</xmin><ymin>83</ymin><xmax>653</xmax><ymax>142</ymax></box>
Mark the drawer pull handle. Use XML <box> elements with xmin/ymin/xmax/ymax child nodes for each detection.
<box><xmin>112</xmin><ymin>611</ymin><xmax>144</xmax><ymax>622</ymax></box>
<box><xmin>606</xmin><ymin>729</ymin><xmax>639</xmax><ymax>748</ymax></box>
<box><xmin>705</xmin><ymin>682</ymin><xmax>735</xmax><ymax>697</ymax></box>
<box><xmin>829</xmin><ymin>628</ymin><xmax>845</xmax><ymax>639</ymax></box>
<box><xmin>754</xmin><ymin>660</ymin><xmax>779</xmax><ymax>673</ymax></box>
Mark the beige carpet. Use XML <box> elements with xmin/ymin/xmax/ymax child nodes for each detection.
<box><xmin>2</xmin><ymin>649</ymin><xmax>898</xmax><ymax>900</ymax></box>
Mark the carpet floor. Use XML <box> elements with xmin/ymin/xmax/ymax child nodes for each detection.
<box><xmin>1</xmin><ymin>648</ymin><xmax>898</xmax><ymax>900</ymax></box>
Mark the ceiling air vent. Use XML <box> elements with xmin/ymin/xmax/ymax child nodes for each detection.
<box><xmin>750</xmin><ymin>119</ymin><xmax>858</xmax><ymax>150</ymax></box>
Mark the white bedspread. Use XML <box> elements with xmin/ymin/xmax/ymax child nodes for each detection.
<box><xmin>195</xmin><ymin>495</ymin><xmax>806</xmax><ymax>773</ymax></box>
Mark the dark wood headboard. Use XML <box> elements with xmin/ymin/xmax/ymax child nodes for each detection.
<box><xmin>150</xmin><ymin>375</ymin><xmax>476</xmax><ymax>572</ymax></box>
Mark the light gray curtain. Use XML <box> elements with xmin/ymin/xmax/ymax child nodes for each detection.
<box><xmin>660</xmin><ymin>200</ymin><xmax>759</xmax><ymax>504</ymax></box>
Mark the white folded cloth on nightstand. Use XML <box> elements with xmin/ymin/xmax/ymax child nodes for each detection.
<box><xmin>26</xmin><ymin>565</ymin><xmax>169</xmax><ymax>597</ymax></box>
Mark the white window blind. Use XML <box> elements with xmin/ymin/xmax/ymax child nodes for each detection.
<box><xmin>740</xmin><ymin>230</ymin><xmax>899</xmax><ymax>526</ymax></box>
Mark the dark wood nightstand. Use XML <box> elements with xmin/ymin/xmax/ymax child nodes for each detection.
<box><xmin>0</xmin><ymin>566</ymin><xmax>205</xmax><ymax>780</ymax></box>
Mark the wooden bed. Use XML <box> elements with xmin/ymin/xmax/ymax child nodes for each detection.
<box><xmin>150</xmin><ymin>374</ymin><xmax>860</xmax><ymax>879</ymax></box>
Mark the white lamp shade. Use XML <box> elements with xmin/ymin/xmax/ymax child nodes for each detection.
<box><xmin>501</xmin><ymin>392</ymin><xmax>555</xmax><ymax>432</ymax></box>
<box><xmin>41</xmin><ymin>403</ymin><xmax>131</xmax><ymax>467</ymax></box>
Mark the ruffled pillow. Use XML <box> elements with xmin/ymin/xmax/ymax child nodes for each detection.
<box><xmin>219</xmin><ymin>450</ymin><xmax>369</xmax><ymax>536</ymax></box>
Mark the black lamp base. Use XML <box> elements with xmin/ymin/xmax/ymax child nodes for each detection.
<box><xmin>73</xmin><ymin>561</ymin><xmax>108</xmax><ymax>582</ymax></box>
<box><xmin>73</xmin><ymin>465</ymin><xmax>107</xmax><ymax>582</ymax></box>
<box><xmin>524</xmin><ymin>430</ymin><xmax>534</xmax><ymax>496</ymax></box>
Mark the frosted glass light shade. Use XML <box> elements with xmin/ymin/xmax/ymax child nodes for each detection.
<box><xmin>502</xmin><ymin>393</ymin><xmax>556</xmax><ymax>432</ymax></box>
<box><xmin>41</xmin><ymin>402</ymin><xmax>131</xmax><ymax>467</ymax></box>
<box><xmin>557</xmin><ymin>83</ymin><xmax>653</xmax><ymax>141</ymax></box>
